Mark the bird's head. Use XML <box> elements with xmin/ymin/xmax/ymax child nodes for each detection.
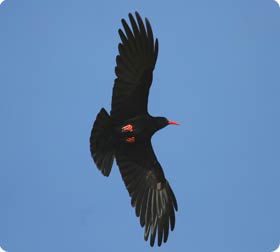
<box><xmin>155</xmin><ymin>117</ymin><xmax>180</xmax><ymax>131</ymax></box>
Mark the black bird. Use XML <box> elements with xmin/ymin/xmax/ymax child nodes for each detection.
<box><xmin>90</xmin><ymin>12</ymin><xmax>179</xmax><ymax>246</ymax></box>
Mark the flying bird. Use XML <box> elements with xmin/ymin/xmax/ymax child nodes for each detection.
<box><xmin>90</xmin><ymin>12</ymin><xmax>179</xmax><ymax>246</ymax></box>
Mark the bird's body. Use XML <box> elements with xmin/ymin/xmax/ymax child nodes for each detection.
<box><xmin>114</xmin><ymin>115</ymin><xmax>169</xmax><ymax>144</ymax></box>
<box><xmin>90</xmin><ymin>12</ymin><xmax>179</xmax><ymax>246</ymax></box>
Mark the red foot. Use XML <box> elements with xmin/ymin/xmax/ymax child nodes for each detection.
<box><xmin>125</xmin><ymin>137</ymin><xmax>135</xmax><ymax>143</ymax></box>
<box><xmin>122</xmin><ymin>124</ymin><xmax>133</xmax><ymax>132</ymax></box>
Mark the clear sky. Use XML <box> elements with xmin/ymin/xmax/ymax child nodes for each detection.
<box><xmin>0</xmin><ymin>1</ymin><xmax>279</xmax><ymax>252</ymax></box>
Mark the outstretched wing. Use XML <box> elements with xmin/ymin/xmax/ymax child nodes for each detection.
<box><xmin>110</xmin><ymin>12</ymin><xmax>159</xmax><ymax>125</ymax></box>
<box><xmin>115</xmin><ymin>142</ymin><xmax>178</xmax><ymax>246</ymax></box>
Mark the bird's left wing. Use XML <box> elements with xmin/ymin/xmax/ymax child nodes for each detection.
<box><xmin>110</xmin><ymin>12</ymin><xmax>158</xmax><ymax>125</ymax></box>
<box><xmin>115</xmin><ymin>141</ymin><xmax>178</xmax><ymax>246</ymax></box>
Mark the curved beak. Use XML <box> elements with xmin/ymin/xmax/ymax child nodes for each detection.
<box><xmin>168</xmin><ymin>120</ymin><xmax>180</xmax><ymax>126</ymax></box>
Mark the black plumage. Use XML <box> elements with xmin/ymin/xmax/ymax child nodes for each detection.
<box><xmin>90</xmin><ymin>12</ymin><xmax>179</xmax><ymax>246</ymax></box>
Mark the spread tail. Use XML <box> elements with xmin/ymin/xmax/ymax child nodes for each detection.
<box><xmin>90</xmin><ymin>108</ymin><xmax>115</xmax><ymax>176</ymax></box>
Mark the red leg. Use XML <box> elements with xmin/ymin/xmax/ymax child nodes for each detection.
<box><xmin>125</xmin><ymin>137</ymin><xmax>135</xmax><ymax>143</ymax></box>
<box><xmin>121</xmin><ymin>124</ymin><xmax>133</xmax><ymax>132</ymax></box>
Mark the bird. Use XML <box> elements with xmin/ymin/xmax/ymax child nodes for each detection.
<box><xmin>90</xmin><ymin>11</ymin><xmax>179</xmax><ymax>247</ymax></box>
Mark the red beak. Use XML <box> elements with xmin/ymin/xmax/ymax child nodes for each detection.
<box><xmin>168</xmin><ymin>120</ymin><xmax>180</xmax><ymax>126</ymax></box>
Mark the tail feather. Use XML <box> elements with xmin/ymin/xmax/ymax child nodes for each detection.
<box><xmin>90</xmin><ymin>108</ymin><xmax>115</xmax><ymax>177</ymax></box>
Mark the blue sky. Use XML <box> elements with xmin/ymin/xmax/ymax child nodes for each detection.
<box><xmin>0</xmin><ymin>0</ymin><xmax>279</xmax><ymax>251</ymax></box>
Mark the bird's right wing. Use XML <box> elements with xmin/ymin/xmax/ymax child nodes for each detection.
<box><xmin>110</xmin><ymin>12</ymin><xmax>158</xmax><ymax>125</ymax></box>
<box><xmin>115</xmin><ymin>141</ymin><xmax>178</xmax><ymax>246</ymax></box>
